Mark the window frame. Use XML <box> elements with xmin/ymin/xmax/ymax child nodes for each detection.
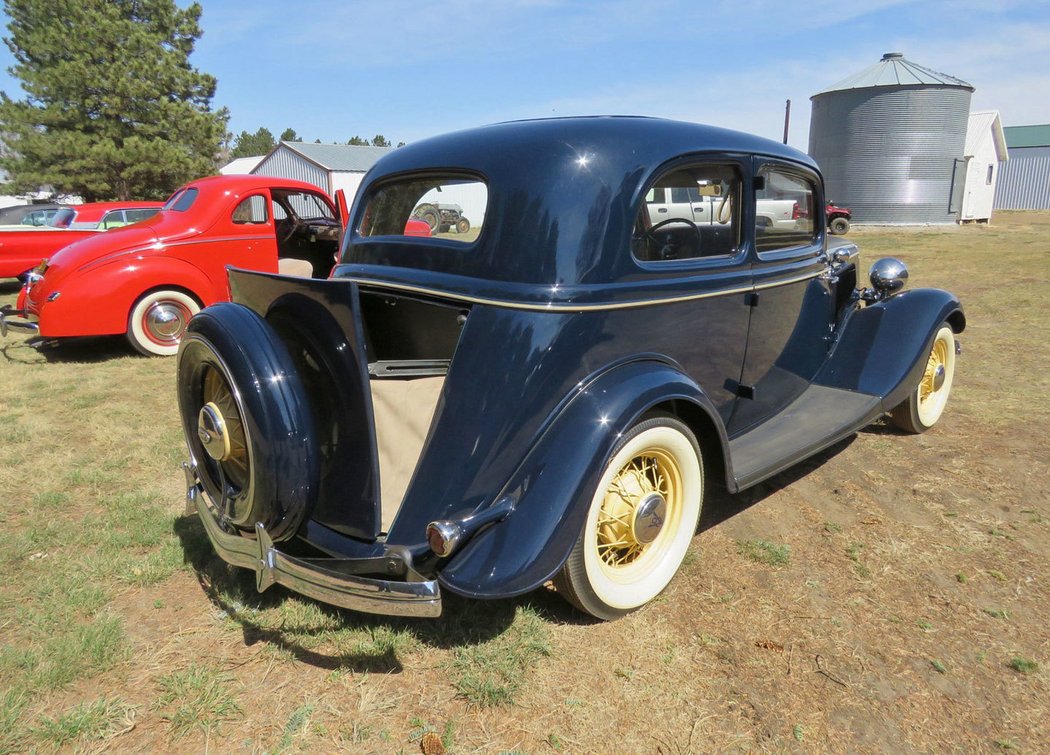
<box><xmin>632</xmin><ymin>157</ymin><xmax>749</xmax><ymax>269</ymax></box>
<box><xmin>752</xmin><ymin>160</ymin><xmax>823</xmax><ymax>262</ymax></box>
<box><xmin>353</xmin><ymin>171</ymin><xmax>487</xmax><ymax>245</ymax></box>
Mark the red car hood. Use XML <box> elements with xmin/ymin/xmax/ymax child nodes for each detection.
<box><xmin>39</xmin><ymin>224</ymin><xmax>160</xmax><ymax>285</ymax></box>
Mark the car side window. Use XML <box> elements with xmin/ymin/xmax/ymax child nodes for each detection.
<box><xmin>125</xmin><ymin>208</ymin><xmax>158</xmax><ymax>224</ymax></box>
<box><xmin>100</xmin><ymin>210</ymin><xmax>126</xmax><ymax>230</ymax></box>
<box><xmin>634</xmin><ymin>164</ymin><xmax>741</xmax><ymax>262</ymax></box>
<box><xmin>754</xmin><ymin>167</ymin><xmax>818</xmax><ymax>254</ymax></box>
<box><xmin>232</xmin><ymin>195</ymin><xmax>268</xmax><ymax>225</ymax></box>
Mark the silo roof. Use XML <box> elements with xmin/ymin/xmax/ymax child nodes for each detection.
<box><xmin>813</xmin><ymin>52</ymin><xmax>974</xmax><ymax>96</ymax></box>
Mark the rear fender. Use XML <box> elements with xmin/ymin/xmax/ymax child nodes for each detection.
<box><xmin>816</xmin><ymin>287</ymin><xmax>965</xmax><ymax>408</ymax></box>
<box><xmin>37</xmin><ymin>257</ymin><xmax>215</xmax><ymax>337</ymax></box>
<box><xmin>438</xmin><ymin>359</ymin><xmax>726</xmax><ymax>599</ymax></box>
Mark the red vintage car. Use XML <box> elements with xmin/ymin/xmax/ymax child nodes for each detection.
<box><xmin>47</xmin><ymin>201</ymin><xmax>163</xmax><ymax>230</ymax></box>
<box><xmin>0</xmin><ymin>200</ymin><xmax>163</xmax><ymax>279</ymax></box>
<box><xmin>0</xmin><ymin>175</ymin><xmax>342</xmax><ymax>355</ymax></box>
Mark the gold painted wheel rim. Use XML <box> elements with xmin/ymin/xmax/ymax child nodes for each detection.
<box><xmin>596</xmin><ymin>449</ymin><xmax>682</xmax><ymax>570</ymax></box>
<box><xmin>919</xmin><ymin>337</ymin><xmax>949</xmax><ymax>406</ymax></box>
<box><xmin>201</xmin><ymin>366</ymin><xmax>249</xmax><ymax>491</ymax></box>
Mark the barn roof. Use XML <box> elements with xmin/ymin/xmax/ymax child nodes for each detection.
<box><xmin>1003</xmin><ymin>124</ymin><xmax>1050</xmax><ymax>149</ymax></box>
<box><xmin>274</xmin><ymin>141</ymin><xmax>394</xmax><ymax>172</ymax></box>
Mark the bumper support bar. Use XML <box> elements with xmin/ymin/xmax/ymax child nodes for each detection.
<box><xmin>184</xmin><ymin>462</ymin><xmax>442</xmax><ymax>618</ymax></box>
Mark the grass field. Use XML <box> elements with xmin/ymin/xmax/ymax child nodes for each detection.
<box><xmin>1</xmin><ymin>212</ymin><xmax>1048</xmax><ymax>752</ymax></box>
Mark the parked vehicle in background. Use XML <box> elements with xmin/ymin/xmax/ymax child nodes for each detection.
<box><xmin>0</xmin><ymin>200</ymin><xmax>164</xmax><ymax>279</ymax></box>
<box><xmin>0</xmin><ymin>203</ymin><xmax>70</xmax><ymax>227</ymax></box>
<box><xmin>174</xmin><ymin>116</ymin><xmax>964</xmax><ymax>621</ymax></box>
<box><xmin>0</xmin><ymin>175</ymin><xmax>341</xmax><ymax>355</ymax></box>
<box><xmin>412</xmin><ymin>202</ymin><xmax>471</xmax><ymax>234</ymax></box>
<box><xmin>48</xmin><ymin>201</ymin><xmax>162</xmax><ymax>230</ymax></box>
<box><xmin>827</xmin><ymin>201</ymin><xmax>852</xmax><ymax>234</ymax></box>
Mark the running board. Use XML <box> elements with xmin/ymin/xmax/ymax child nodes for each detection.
<box><xmin>729</xmin><ymin>384</ymin><xmax>883</xmax><ymax>490</ymax></box>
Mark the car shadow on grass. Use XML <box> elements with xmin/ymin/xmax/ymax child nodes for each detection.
<box><xmin>0</xmin><ymin>334</ymin><xmax>141</xmax><ymax>364</ymax></box>
<box><xmin>698</xmin><ymin>434</ymin><xmax>858</xmax><ymax>532</ymax></box>
<box><xmin>172</xmin><ymin>514</ymin><xmax>575</xmax><ymax>672</ymax></box>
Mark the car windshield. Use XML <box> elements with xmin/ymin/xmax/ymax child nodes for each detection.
<box><xmin>47</xmin><ymin>208</ymin><xmax>77</xmax><ymax>228</ymax></box>
<box><xmin>275</xmin><ymin>190</ymin><xmax>335</xmax><ymax>223</ymax></box>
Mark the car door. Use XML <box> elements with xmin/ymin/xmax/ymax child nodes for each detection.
<box><xmin>724</xmin><ymin>159</ymin><xmax>836</xmax><ymax>437</ymax></box>
<box><xmin>193</xmin><ymin>192</ymin><xmax>279</xmax><ymax>286</ymax></box>
<box><xmin>634</xmin><ymin>160</ymin><xmax>751</xmax><ymax>426</ymax></box>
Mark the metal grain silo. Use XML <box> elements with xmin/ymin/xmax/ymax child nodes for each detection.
<box><xmin>809</xmin><ymin>53</ymin><xmax>974</xmax><ymax>224</ymax></box>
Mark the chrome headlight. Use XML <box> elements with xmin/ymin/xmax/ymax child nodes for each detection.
<box><xmin>869</xmin><ymin>257</ymin><xmax>908</xmax><ymax>296</ymax></box>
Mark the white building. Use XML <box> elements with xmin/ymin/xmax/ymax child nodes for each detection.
<box><xmin>960</xmin><ymin>110</ymin><xmax>1009</xmax><ymax>223</ymax></box>
<box><xmin>251</xmin><ymin>141</ymin><xmax>393</xmax><ymax>202</ymax></box>
<box><xmin>219</xmin><ymin>155</ymin><xmax>265</xmax><ymax>175</ymax></box>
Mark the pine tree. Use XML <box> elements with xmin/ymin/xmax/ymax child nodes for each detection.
<box><xmin>0</xmin><ymin>0</ymin><xmax>227</xmax><ymax>200</ymax></box>
<box><xmin>279</xmin><ymin>127</ymin><xmax>299</xmax><ymax>142</ymax></box>
<box><xmin>229</xmin><ymin>127</ymin><xmax>275</xmax><ymax>159</ymax></box>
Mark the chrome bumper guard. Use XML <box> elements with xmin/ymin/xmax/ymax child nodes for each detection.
<box><xmin>0</xmin><ymin>305</ymin><xmax>39</xmax><ymax>337</ymax></box>
<box><xmin>183</xmin><ymin>462</ymin><xmax>441</xmax><ymax>618</ymax></box>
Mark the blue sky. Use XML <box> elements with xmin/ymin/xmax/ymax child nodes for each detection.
<box><xmin>2</xmin><ymin>0</ymin><xmax>1048</xmax><ymax>151</ymax></box>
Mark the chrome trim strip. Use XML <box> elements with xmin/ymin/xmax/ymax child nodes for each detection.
<box><xmin>184</xmin><ymin>462</ymin><xmax>442</xmax><ymax>618</ymax></box>
<box><xmin>342</xmin><ymin>268</ymin><xmax>823</xmax><ymax>312</ymax></box>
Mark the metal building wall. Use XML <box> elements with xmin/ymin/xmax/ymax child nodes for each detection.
<box><xmin>252</xmin><ymin>146</ymin><xmax>331</xmax><ymax>194</ymax></box>
<box><xmin>810</xmin><ymin>86</ymin><xmax>972</xmax><ymax>224</ymax></box>
<box><xmin>994</xmin><ymin>155</ymin><xmax>1050</xmax><ymax>210</ymax></box>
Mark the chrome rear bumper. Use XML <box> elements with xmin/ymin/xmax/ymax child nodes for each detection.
<box><xmin>0</xmin><ymin>305</ymin><xmax>39</xmax><ymax>337</ymax></box>
<box><xmin>184</xmin><ymin>462</ymin><xmax>441</xmax><ymax>618</ymax></box>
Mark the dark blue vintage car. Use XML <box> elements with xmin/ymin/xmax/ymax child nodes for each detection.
<box><xmin>177</xmin><ymin>117</ymin><xmax>963</xmax><ymax>620</ymax></box>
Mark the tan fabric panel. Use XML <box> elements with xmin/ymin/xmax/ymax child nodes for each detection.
<box><xmin>370</xmin><ymin>376</ymin><xmax>445</xmax><ymax>531</ymax></box>
<box><xmin>277</xmin><ymin>258</ymin><xmax>314</xmax><ymax>277</ymax></box>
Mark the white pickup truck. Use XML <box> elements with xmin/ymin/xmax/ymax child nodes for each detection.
<box><xmin>646</xmin><ymin>186</ymin><xmax>801</xmax><ymax>230</ymax></box>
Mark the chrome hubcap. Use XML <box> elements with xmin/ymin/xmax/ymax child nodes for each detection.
<box><xmin>932</xmin><ymin>363</ymin><xmax>946</xmax><ymax>392</ymax></box>
<box><xmin>198</xmin><ymin>402</ymin><xmax>231</xmax><ymax>461</ymax></box>
<box><xmin>631</xmin><ymin>492</ymin><xmax>667</xmax><ymax>544</ymax></box>
<box><xmin>146</xmin><ymin>302</ymin><xmax>187</xmax><ymax>342</ymax></box>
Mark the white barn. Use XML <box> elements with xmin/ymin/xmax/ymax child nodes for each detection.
<box><xmin>960</xmin><ymin>110</ymin><xmax>1009</xmax><ymax>223</ymax></box>
<box><xmin>251</xmin><ymin>141</ymin><xmax>393</xmax><ymax>202</ymax></box>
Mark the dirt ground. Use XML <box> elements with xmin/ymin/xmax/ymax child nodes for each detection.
<box><xmin>1</xmin><ymin>212</ymin><xmax>1047</xmax><ymax>753</ymax></box>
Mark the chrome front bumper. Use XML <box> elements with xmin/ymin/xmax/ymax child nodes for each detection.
<box><xmin>0</xmin><ymin>305</ymin><xmax>39</xmax><ymax>337</ymax></box>
<box><xmin>183</xmin><ymin>462</ymin><xmax>442</xmax><ymax>618</ymax></box>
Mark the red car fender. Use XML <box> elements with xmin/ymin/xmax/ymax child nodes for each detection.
<box><xmin>35</xmin><ymin>256</ymin><xmax>219</xmax><ymax>338</ymax></box>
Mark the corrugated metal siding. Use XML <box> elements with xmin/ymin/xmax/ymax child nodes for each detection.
<box><xmin>994</xmin><ymin>156</ymin><xmax>1050</xmax><ymax>209</ymax></box>
<box><xmin>252</xmin><ymin>145</ymin><xmax>330</xmax><ymax>194</ymax></box>
<box><xmin>810</xmin><ymin>86</ymin><xmax>971</xmax><ymax>223</ymax></box>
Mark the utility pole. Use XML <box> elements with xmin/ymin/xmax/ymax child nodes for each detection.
<box><xmin>783</xmin><ymin>99</ymin><xmax>791</xmax><ymax>144</ymax></box>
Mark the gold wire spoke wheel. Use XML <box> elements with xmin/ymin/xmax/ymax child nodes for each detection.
<box><xmin>556</xmin><ymin>417</ymin><xmax>703</xmax><ymax>620</ymax></box>
<box><xmin>891</xmin><ymin>324</ymin><xmax>956</xmax><ymax>433</ymax></box>
<box><xmin>200</xmin><ymin>366</ymin><xmax>250</xmax><ymax>491</ymax></box>
<box><xmin>595</xmin><ymin>450</ymin><xmax>680</xmax><ymax>570</ymax></box>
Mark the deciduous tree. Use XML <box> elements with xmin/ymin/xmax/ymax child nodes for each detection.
<box><xmin>0</xmin><ymin>0</ymin><xmax>226</xmax><ymax>200</ymax></box>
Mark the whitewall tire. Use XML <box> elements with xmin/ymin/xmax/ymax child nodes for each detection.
<box><xmin>127</xmin><ymin>289</ymin><xmax>200</xmax><ymax>356</ymax></box>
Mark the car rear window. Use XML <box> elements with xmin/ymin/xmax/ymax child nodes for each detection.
<box><xmin>163</xmin><ymin>188</ymin><xmax>199</xmax><ymax>212</ymax></box>
<box><xmin>357</xmin><ymin>175</ymin><xmax>486</xmax><ymax>243</ymax></box>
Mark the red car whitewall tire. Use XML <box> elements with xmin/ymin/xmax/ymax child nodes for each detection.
<box><xmin>127</xmin><ymin>288</ymin><xmax>200</xmax><ymax>356</ymax></box>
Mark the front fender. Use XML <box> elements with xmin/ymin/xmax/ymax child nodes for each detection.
<box><xmin>438</xmin><ymin>359</ymin><xmax>724</xmax><ymax>600</ymax></box>
<box><xmin>36</xmin><ymin>257</ymin><xmax>217</xmax><ymax>338</ymax></box>
<box><xmin>816</xmin><ymin>287</ymin><xmax>965</xmax><ymax>408</ymax></box>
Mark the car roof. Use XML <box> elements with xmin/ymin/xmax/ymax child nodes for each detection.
<box><xmin>184</xmin><ymin>174</ymin><xmax>330</xmax><ymax>196</ymax></box>
<box><xmin>348</xmin><ymin>116</ymin><xmax>820</xmax><ymax>289</ymax></box>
